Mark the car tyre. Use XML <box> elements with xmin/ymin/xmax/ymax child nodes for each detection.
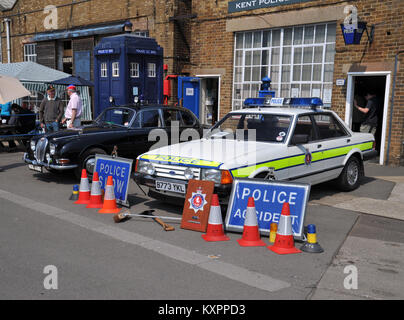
<box><xmin>336</xmin><ymin>156</ymin><xmax>362</xmax><ymax>191</ymax></box>
<box><xmin>75</xmin><ymin>148</ymin><xmax>107</xmax><ymax>180</ymax></box>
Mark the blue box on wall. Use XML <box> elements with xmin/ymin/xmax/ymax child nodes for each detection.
<box><xmin>94</xmin><ymin>34</ymin><xmax>164</xmax><ymax>117</ymax></box>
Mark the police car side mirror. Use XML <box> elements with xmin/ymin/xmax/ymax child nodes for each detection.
<box><xmin>291</xmin><ymin>134</ymin><xmax>309</xmax><ymax>145</ymax></box>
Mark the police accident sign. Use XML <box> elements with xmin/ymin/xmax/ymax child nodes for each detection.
<box><xmin>94</xmin><ymin>154</ymin><xmax>133</xmax><ymax>206</ymax></box>
<box><xmin>225</xmin><ymin>178</ymin><xmax>310</xmax><ymax>239</ymax></box>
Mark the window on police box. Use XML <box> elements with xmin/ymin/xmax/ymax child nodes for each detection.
<box><xmin>313</xmin><ymin>114</ymin><xmax>347</xmax><ymax>139</ymax></box>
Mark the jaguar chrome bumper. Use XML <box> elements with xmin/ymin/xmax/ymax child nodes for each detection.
<box><xmin>23</xmin><ymin>152</ymin><xmax>78</xmax><ymax>170</ymax></box>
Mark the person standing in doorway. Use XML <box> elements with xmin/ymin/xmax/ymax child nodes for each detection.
<box><xmin>61</xmin><ymin>85</ymin><xmax>82</xmax><ymax>129</ymax></box>
<box><xmin>39</xmin><ymin>85</ymin><xmax>64</xmax><ymax>132</ymax></box>
<box><xmin>352</xmin><ymin>94</ymin><xmax>366</xmax><ymax>132</ymax></box>
<box><xmin>355</xmin><ymin>91</ymin><xmax>380</xmax><ymax>137</ymax></box>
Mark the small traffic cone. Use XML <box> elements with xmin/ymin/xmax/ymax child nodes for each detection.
<box><xmin>86</xmin><ymin>172</ymin><xmax>103</xmax><ymax>209</ymax></box>
<box><xmin>269</xmin><ymin>222</ymin><xmax>278</xmax><ymax>243</ymax></box>
<box><xmin>74</xmin><ymin>169</ymin><xmax>91</xmax><ymax>205</ymax></box>
<box><xmin>268</xmin><ymin>202</ymin><xmax>301</xmax><ymax>255</ymax></box>
<box><xmin>237</xmin><ymin>197</ymin><xmax>266</xmax><ymax>247</ymax></box>
<box><xmin>98</xmin><ymin>176</ymin><xmax>121</xmax><ymax>214</ymax></box>
<box><xmin>300</xmin><ymin>224</ymin><xmax>324</xmax><ymax>253</ymax></box>
<box><xmin>69</xmin><ymin>184</ymin><xmax>79</xmax><ymax>201</ymax></box>
<box><xmin>202</xmin><ymin>194</ymin><xmax>230</xmax><ymax>242</ymax></box>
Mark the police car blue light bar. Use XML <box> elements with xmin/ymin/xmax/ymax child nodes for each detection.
<box><xmin>243</xmin><ymin>97</ymin><xmax>324</xmax><ymax>109</ymax></box>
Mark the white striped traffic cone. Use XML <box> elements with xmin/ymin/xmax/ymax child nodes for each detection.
<box><xmin>202</xmin><ymin>194</ymin><xmax>230</xmax><ymax>242</ymax></box>
<box><xmin>86</xmin><ymin>171</ymin><xmax>103</xmax><ymax>209</ymax></box>
<box><xmin>267</xmin><ymin>202</ymin><xmax>301</xmax><ymax>255</ymax></box>
<box><xmin>74</xmin><ymin>169</ymin><xmax>91</xmax><ymax>205</ymax></box>
<box><xmin>98</xmin><ymin>176</ymin><xmax>121</xmax><ymax>214</ymax></box>
<box><xmin>237</xmin><ymin>197</ymin><xmax>266</xmax><ymax>247</ymax></box>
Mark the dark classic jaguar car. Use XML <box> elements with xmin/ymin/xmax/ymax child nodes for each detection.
<box><xmin>24</xmin><ymin>104</ymin><xmax>206</xmax><ymax>178</ymax></box>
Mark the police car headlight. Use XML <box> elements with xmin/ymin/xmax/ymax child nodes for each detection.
<box><xmin>30</xmin><ymin>140</ymin><xmax>36</xmax><ymax>151</ymax></box>
<box><xmin>184</xmin><ymin>167</ymin><xmax>194</xmax><ymax>180</ymax></box>
<box><xmin>49</xmin><ymin>143</ymin><xmax>56</xmax><ymax>155</ymax></box>
<box><xmin>137</xmin><ymin>160</ymin><xmax>155</xmax><ymax>175</ymax></box>
<box><xmin>201</xmin><ymin>168</ymin><xmax>221</xmax><ymax>184</ymax></box>
<box><xmin>146</xmin><ymin>163</ymin><xmax>155</xmax><ymax>175</ymax></box>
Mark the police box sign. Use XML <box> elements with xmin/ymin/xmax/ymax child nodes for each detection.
<box><xmin>228</xmin><ymin>0</ymin><xmax>316</xmax><ymax>13</ymax></box>
<box><xmin>225</xmin><ymin>178</ymin><xmax>310</xmax><ymax>239</ymax></box>
<box><xmin>94</xmin><ymin>155</ymin><xmax>133</xmax><ymax>207</ymax></box>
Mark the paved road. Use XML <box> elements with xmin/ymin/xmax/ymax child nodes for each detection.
<box><xmin>0</xmin><ymin>151</ymin><xmax>403</xmax><ymax>300</ymax></box>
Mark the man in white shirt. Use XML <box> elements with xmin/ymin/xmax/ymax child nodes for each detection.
<box><xmin>61</xmin><ymin>85</ymin><xmax>83</xmax><ymax>128</ymax></box>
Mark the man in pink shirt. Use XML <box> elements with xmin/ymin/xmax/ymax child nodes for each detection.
<box><xmin>61</xmin><ymin>85</ymin><xmax>83</xmax><ymax>129</ymax></box>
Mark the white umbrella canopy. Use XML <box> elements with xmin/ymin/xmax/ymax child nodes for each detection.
<box><xmin>0</xmin><ymin>75</ymin><xmax>31</xmax><ymax>104</ymax></box>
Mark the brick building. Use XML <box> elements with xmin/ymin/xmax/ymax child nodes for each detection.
<box><xmin>1</xmin><ymin>0</ymin><xmax>404</xmax><ymax>165</ymax></box>
<box><xmin>184</xmin><ymin>0</ymin><xmax>404</xmax><ymax>166</ymax></box>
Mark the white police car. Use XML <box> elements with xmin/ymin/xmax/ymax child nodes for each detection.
<box><xmin>133</xmin><ymin>97</ymin><xmax>377</xmax><ymax>203</ymax></box>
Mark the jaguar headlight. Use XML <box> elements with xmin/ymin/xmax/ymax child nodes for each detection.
<box><xmin>201</xmin><ymin>168</ymin><xmax>222</xmax><ymax>184</ymax></box>
<box><xmin>30</xmin><ymin>140</ymin><xmax>36</xmax><ymax>151</ymax></box>
<box><xmin>49</xmin><ymin>143</ymin><xmax>56</xmax><ymax>155</ymax></box>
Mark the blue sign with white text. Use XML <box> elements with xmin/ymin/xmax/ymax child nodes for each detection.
<box><xmin>94</xmin><ymin>155</ymin><xmax>133</xmax><ymax>206</ymax></box>
<box><xmin>225</xmin><ymin>179</ymin><xmax>310</xmax><ymax>239</ymax></box>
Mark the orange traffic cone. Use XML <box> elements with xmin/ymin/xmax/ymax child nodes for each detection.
<box><xmin>237</xmin><ymin>197</ymin><xmax>266</xmax><ymax>247</ymax></box>
<box><xmin>86</xmin><ymin>172</ymin><xmax>103</xmax><ymax>209</ymax></box>
<box><xmin>74</xmin><ymin>169</ymin><xmax>91</xmax><ymax>205</ymax></box>
<box><xmin>98</xmin><ymin>176</ymin><xmax>121</xmax><ymax>214</ymax></box>
<box><xmin>268</xmin><ymin>202</ymin><xmax>301</xmax><ymax>255</ymax></box>
<box><xmin>202</xmin><ymin>194</ymin><xmax>230</xmax><ymax>242</ymax></box>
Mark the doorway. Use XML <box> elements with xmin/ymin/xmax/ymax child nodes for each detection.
<box><xmin>345</xmin><ymin>72</ymin><xmax>391</xmax><ymax>165</ymax></box>
<box><xmin>198</xmin><ymin>76</ymin><xmax>220</xmax><ymax>126</ymax></box>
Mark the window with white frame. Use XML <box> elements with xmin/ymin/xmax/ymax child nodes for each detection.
<box><xmin>232</xmin><ymin>23</ymin><xmax>336</xmax><ymax>110</ymax></box>
<box><xmin>148</xmin><ymin>63</ymin><xmax>156</xmax><ymax>78</ymax></box>
<box><xmin>112</xmin><ymin>62</ymin><xmax>119</xmax><ymax>77</ymax></box>
<box><xmin>24</xmin><ymin>43</ymin><xmax>37</xmax><ymax>62</ymax></box>
<box><xmin>130</xmin><ymin>62</ymin><xmax>140</xmax><ymax>78</ymax></box>
<box><xmin>100</xmin><ymin>63</ymin><xmax>108</xmax><ymax>77</ymax></box>
<box><xmin>133</xmin><ymin>31</ymin><xmax>149</xmax><ymax>37</ymax></box>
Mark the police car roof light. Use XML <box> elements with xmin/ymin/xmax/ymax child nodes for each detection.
<box><xmin>243</xmin><ymin>97</ymin><xmax>324</xmax><ymax>109</ymax></box>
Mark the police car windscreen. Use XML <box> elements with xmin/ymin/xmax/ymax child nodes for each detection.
<box><xmin>208</xmin><ymin>113</ymin><xmax>292</xmax><ymax>143</ymax></box>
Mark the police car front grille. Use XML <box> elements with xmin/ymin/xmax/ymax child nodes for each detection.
<box><xmin>34</xmin><ymin>137</ymin><xmax>48</xmax><ymax>162</ymax></box>
<box><xmin>154</xmin><ymin>164</ymin><xmax>201</xmax><ymax>180</ymax></box>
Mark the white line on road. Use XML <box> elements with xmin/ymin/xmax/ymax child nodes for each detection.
<box><xmin>0</xmin><ymin>189</ymin><xmax>290</xmax><ymax>293</ymax></box>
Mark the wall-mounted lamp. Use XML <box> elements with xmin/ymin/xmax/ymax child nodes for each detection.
<box><xmin>340</xmin><ymin>21</ymin><xmax>375</xmax><ymax>45</ymax></box>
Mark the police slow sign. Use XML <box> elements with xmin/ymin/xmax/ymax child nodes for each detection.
<box><xmin>94</xmin><ymin>155</ymin><xmax>133</xmax><ymax>207</ymax></box>
<box><xmin>225</xmin><ymin>179</ymin><xmax>310</xmax><ymax>239</ymax></box>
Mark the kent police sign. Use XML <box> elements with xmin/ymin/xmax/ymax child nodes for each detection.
<box><xmin>225</xmin><ymin>178</ymin><xmax>310</xmax><ymax>239</ymax></box>
<box><xmin>94</xmin><ymin>155</ymin><xmax>133</xmax><ymax>207</ymax></box>
<box><xmin>228</xmin><ymin>0</ymin><xmax>316</xmax><ymax>13</ymax></box>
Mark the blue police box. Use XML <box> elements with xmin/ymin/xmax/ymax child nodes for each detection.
<box><xmin>94</xmin><ymin>33</ymin><xmax>164</xmax><ymax>117</ymax></box>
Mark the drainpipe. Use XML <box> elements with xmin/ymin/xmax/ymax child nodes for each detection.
<box><xmin>0</xmin><ymin>31</ymin><xmax>2</xmax><ymax>63</ymax></box>
<box><xmin>3</xmin><ymin>18</ymin><xmax>11</xmax><ymax>63</ymax></box>
<box><xmin>386</xmin><ymin>50</ymin><xmax>404</xmax><ymax>166</ymax></box>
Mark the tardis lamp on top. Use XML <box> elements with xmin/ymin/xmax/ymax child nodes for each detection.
<box><xmin>340</xmin><ymin>21</ymin><xmax>375</xmax><ymax>45</ymax></box>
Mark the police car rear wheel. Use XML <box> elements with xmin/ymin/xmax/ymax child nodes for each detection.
<box><xmin>337</xmin><ymin>156</ymin><xmax>361</xmax><ymax>191</ymax></box>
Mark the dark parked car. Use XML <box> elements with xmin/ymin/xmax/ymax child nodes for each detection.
<box><xmin>23</xmin><ymin>104</ymin><xmax>207</xmax><ymax>178</ymax></box>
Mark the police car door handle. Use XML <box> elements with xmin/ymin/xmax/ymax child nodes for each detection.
<box><xmin>317</xmin><ymin>144</ymin><xmax>322</xmax><ymax>148</ymax></box>
<box><xmin>347</xmin><ymin>139</ymin><xmax>351</xmax><ymax>143</ymax></box>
